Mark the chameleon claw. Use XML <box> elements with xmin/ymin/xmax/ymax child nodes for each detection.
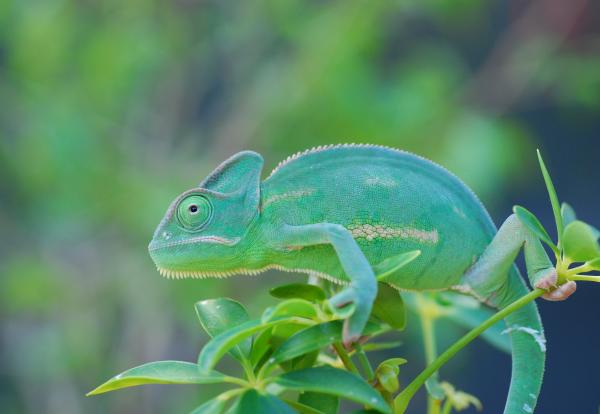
<box><xmin>542</xmin><ymin>281</ymin><xmax>576</xmax><ymax>301</ymax></box>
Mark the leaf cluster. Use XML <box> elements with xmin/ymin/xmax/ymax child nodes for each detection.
<box><xmin>88</xmin><ymin>284</ymin><xmax>407</xmax><ymax>413</ymax></box>
<box><xmin>514</xmin><ymin>151</ymin><xmax>600</xmax><ymax>283</ymax></box>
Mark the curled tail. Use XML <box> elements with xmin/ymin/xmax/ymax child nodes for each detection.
<box><xmin>491</xmin><ymin>268</ymin><xmax>545</xmax><ymax>414</ymax></box>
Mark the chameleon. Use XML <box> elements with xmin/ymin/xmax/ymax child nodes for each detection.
<box><xmin>148</xmin><ymin>144</ymin><xmax>576</xmax><ymax>414</ymax></box>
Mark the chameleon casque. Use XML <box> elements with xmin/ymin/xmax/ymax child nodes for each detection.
<box><xmin>149</xmin><ymin>144</ymin><xmax>575</xmax><ymax>414</ymax></box>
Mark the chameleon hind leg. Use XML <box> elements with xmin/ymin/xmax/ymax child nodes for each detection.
<box><xmin>462</xmin><ymin>214</ymin><xmax>575</xmax><ymax>301</ymax></box>
<box><xmin>274</xmin><ymin>223</ymin><xmax>378</xmax><ymax>344</ymax></box>
<box><xmin>460</xmin><ymin>213</ymin><xmax>576</xmax><ymax>414</ymax></box>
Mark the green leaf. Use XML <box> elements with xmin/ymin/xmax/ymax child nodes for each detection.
<box><xmin>288</xmin><ymin>350</ymin><xmax>319</xmax><ymax>372</ymax></box>
<box><xmin>271</xmin><ymin>321</ymin><xmax>342</xmax><ymax>364</ymax></box>
<box><xmin>513</xmin><ymin>205</ymin><xmax>558</xmax><ymax>253</ymax></box>
<box><xmin>561</xmin><ymin>203</ymin><xmax>577</xmax><ymax>226</ymax></box>
<box><xmin>283</xmin><ymin>399</ymin><xmax>329</xmax><ymax>414</ymax></box>
<box><xmin>588</xmin><ymin>258</ymin><xmax>600</xmax><ymax>271</ymax></box>
<box><xmin>537</xmin><ymin>150</ymin><xmax>564</xmax><ymax>246</ymax></box>
<box><xmin>371</xmin><ymin>283</ymin><xmax>406</xmax><ymax>330</ymax></box>
<box><xmin>376</xmin><ymin>365</ymin><xmax>399</xmax><ymax>394</ymax></box>
<box><xmin>375</xmin><ymin>366</ymin><xmax>400</xmax><ymax>393</ymax></box>
<box><xmin>195</xmin><ymin>298</ymin><xmax>251</xmax><ymax>361</ymax></box>
<box><xmin>374</xmin><ymin>358</ymin><xmax>406</xmax><ymax>393</ymax></box>
<box><xmin>273</xmin><ymin>366</ymin><xmax>392</xmax><ymax>414</ymax></box>
<box><xmin>375</xmin><ymin>250</ymin><xmax>421</xmax><ymax>281</ymax></box>
<box><xmin>563</xmin><ymin>220</ymin><xmax>600</xmax><ymax>262</ymax></box>
<box><xmin>269</xmin><ymin>316</ymin><xmax>318</xmax><ymax>372</ymax></box>
<box><xmin>226</xmin><ymin>389</ymin><xmax>296</xmax><ymax>414</ymax></box>
<box><xmin>250</xmin><ymin>328</ymin><xmax>273</xmax><ymax>368</ymax></box>
<box><xmin>190</xmin><ymin>396</ymin><xmax>227</xmax><ymax>414</ymax></box>
<box><xmin>298</xmin><ymin>392</ymin><xmax>340</xmax><ymax>414</ymax></box>
<box><xmin>591</xmin><ymin>225</ymin><xmax>600</xmax><ymax>240</ymax></box>
<box><xmin>271</xmin><ymin>320</ymin><xmax>383</xmax><ymax>364</ymax></box>
<box><xmin>270</xmin><ymin>284</ymin><xmax>327</xmax><ymax>302</ymax></box>
<box><xmin>262</xmin><ymin>299</ymin><xmax>318</xmax><ymax>322</ymax></box>
<box><xmin>379</xmin><ymin>357</ymin><xmax>407</xmax><ymax>367</ymax></box>
<box><xmin>198</xmin><ymin>317</ymin><xmax>297</xmax><ymax>372</ymax></box>
<box><xmin>86</xmin><ymin>361</ymin><xmax>225</xmax><ymax>396</ymax></box>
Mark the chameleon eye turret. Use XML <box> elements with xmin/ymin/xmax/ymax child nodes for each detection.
<box><xmin>176</xmin><ymin>194</ymin><xmax>212</xmax><ymax>230</ymax></box>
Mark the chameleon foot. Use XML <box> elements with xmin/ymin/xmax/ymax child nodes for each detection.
<box><xmin>328</xmin><ymin>287</ymin><xmax>372</xmax><ymax>346</ymax></box>
<box><xmin>542</xmin><ymin>281</ymin><xmax>576</xmax><ymax>301</ymax></box>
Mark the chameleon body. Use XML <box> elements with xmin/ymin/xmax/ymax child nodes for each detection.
<box><xmin>149</xmin><ymin>144</ymin><xmax>562</xmax><ymax>414</ymax></box>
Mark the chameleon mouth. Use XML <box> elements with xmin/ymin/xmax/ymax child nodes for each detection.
<box><xmin>156</xmin><ymin>266</ymin><xmax>266</xmax><ymax>279</ymax></box>
<box><xmin>148</xmin><ymin>236</ymin><xmax>241</xmax><ymax>252</ymax></box>
<box><xmin>156</xmin><ymin>265</ymin><xmax>348</xmax><ymax>285</ymax></box>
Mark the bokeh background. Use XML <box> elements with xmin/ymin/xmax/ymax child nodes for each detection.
<box><xmin>1</xmin><ymin>0</ymin><xmax>599</xmax><ymax>413</ymax></box>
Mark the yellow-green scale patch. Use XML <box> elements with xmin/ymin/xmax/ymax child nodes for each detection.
<box><xmin>346</xmin><ymin>221</ymin><xmax>439</xmax><ymax>244</ymax></box>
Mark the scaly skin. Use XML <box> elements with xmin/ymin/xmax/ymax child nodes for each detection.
<box><xmin>149</xmin><ymin>144</ymin><xmax>558</xmax><ymax>414</ymax></box>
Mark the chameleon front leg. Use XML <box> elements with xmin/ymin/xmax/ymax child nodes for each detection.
<box><xmin>275</xmin><ymin>223</ymin><xmax>378</xmax><ymax>344</ymax></box>
<box><xmin>463</xmin><ymin>214</ymin><xmax>575</xmax><ymax>301</ymax></box>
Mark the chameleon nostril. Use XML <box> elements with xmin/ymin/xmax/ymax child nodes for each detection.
<box><xmin>162</xmin><ymin>231</ymin><xmax>172</xmax><ymax>240</ymax></box>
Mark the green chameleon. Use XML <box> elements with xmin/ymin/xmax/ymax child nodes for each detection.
<box><xmin>149</xmin><ymin>144</ymin><xmax>575</xmax><ymax>414</ymax></box>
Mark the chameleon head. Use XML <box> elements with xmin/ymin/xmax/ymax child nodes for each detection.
<box><xmin>148</xmin><ymin>151</ymin><xmax>264</xmax><ymax>279</ymax></box>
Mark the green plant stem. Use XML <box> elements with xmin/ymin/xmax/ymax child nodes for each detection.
<box><xmin>420</xmin><ymin>313</ymin><xmax>440</xmax><ymax>414</ymax></box>
<box><xmin>441</xmin><ymin>400</ymin><xmax>453</xmax><ymax>414</ymax></box>
<box><xmin>394</xmin><ymin>288</ymin><xmax>545</xmax><ymax>414</ymax></box>
<box><xmin>218</xmin><ymin>387</ymin><xmax>246</xmax><ymax>401</ymax></box>
<box><xmin>565</xmin><ymin>263</ymin><xmax>589</xmax><ymax>276</ymax></box>
<box><xmin>241</xmin><ymin>359</ymin><xmax>256</xmax><ymax>383</ymax></box>
<box><xmin>421</xmin><ymin>316</ymin><xmax>437</xmax><ymax>370</ymax></box>
<box><xmin>355</xmin><ymin>344</ymin><xmax>374</xmax><ymax>381</ymax></box>
<box><xmin>569</xmin><ymin>275</ymin><xmax>600</xmax><ymax>283</ymax></box>
<box><xmin>430</xmin><ymin>399</ymin><xmax>442</xmax><ymax>414</ymax></box>
<box><xmin>222</xmin><ymin>375</ymin><xmax>250</xmax><ymax>387</ymax></box>
<box><xmin>333</xmin><ymin>343</ymin><xmax>360</xmax><ymax>376</ymax></box>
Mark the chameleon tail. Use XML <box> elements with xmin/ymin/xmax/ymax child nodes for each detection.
<box><xmin>491</xmin><ymin>268</ymin><xmax>545</xmax><ymax>414</ymax></box>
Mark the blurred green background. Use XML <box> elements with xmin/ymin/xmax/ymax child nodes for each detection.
<box><xmin>1</xmin><ymin>1</ymin><xmax>599</xmax><ymax>413</ymax></box>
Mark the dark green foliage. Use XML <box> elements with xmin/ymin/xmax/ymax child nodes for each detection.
<box><xmin>270</xmin><ymin>284</ymin><xmax>327</xmax><ymax>303</ymax></box>
<box><xmin>86</xmin><ymin>361</ymin><xmax>225</xmax><ymax>396</ymax></box>
<box><xmin>88</xmin><ymin>279</ymin><xmax>516</xmax><ymax>413</ymax></box>
<box><xmin>90</xmin><ymin>286</ymin><xmax>402</xmax><ymax>413</ymax></box>
<box><xmin>195</xmin><ymin>298</ymin><xmax>251</xmax><ymax>360</ymax></box>
<box><xmin>371</xmin><ymin>284</ymin><xmax>406</xmax><ymax>330</ymax></box>
<box><xmin>517</xmin><ymin>152</ymin><xmax>600</xmax><ymax>270</ymax></box>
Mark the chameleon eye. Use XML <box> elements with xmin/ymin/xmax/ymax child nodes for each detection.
<box><xmin>177</xmin><ymin>195</ymin><xmax>212</xmax><ymax>230</ymax></box>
